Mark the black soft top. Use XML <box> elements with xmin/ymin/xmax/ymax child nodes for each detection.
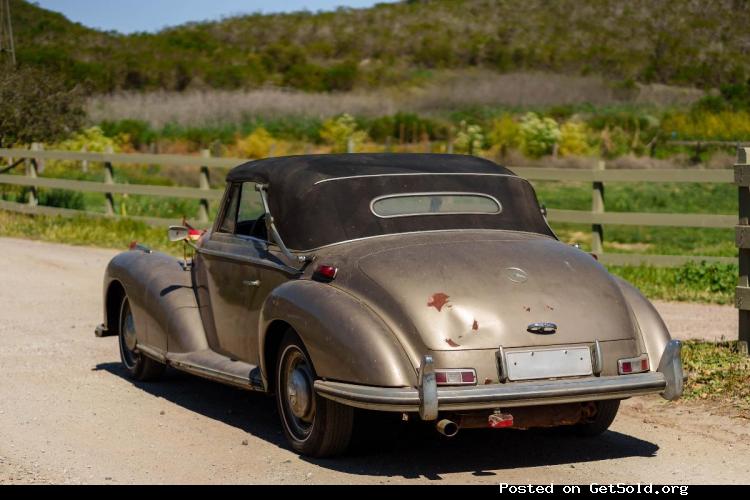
<box><xmin>225</xmin><ymin>153</ymin><xmax>553</xmax><ymax>250</ymax></box>
<box><xmin>226</xmin><ymin>153</ymin><xmax>515</xmax><ymax>185</ymax></box>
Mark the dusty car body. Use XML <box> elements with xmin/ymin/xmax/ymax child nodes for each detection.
<box><xmin>96</xmin><ymin>153</ymin><xmax>683</xmax><ymax>457</ymax></box>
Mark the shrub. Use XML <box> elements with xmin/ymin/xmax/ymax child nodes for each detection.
<box><xmin>0</xmin><ymin>67</ymin><xmax>85</xmax><ymax>147</ymax></box>
<box><xmin>319</xmin><ymin>114</ymin><xmax>368</xmax><ymax>152</ymax></box>
<box><xmin>558</xmin><ymin>121</ymin><xmax>595</xmax><ymax>157</ymax></box>
<box><xmin>487</xmin><ymin>114</ymin><xmax>520</xmax><ymax>154</ymax></box>
<box><xmin>453</xmin><ymin>121</ymin><xmax>484</xmax><ymax>155</ymax></box>
<box><xmin>519</xmin><ymin>112</ymin><xmax>560</xmax><ymax>157</ymax></box>
<box><xmin>236</xmin><ymin>127</ymin><xmax>274</xmax><ymax>158</ymax></box>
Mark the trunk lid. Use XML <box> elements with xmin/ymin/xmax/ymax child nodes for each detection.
<box><xmin>356</xmin><ymin>234</ymin><xmax>636</xmax><ymax>351</ymax></box>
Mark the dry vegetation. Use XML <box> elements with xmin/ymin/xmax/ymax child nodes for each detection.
<box><xmin>87</xmin><ymin>71</ymin><xmax>705</xmax><ymax>128</ymax></box>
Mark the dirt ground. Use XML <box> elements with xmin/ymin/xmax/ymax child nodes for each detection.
<box><xmin>1</xmin><ymin>237</ymin><xmax>748</xmax><ymax>485</ymax></box>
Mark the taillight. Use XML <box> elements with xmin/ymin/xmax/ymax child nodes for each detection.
<box><xmin>434</xmin><ymin>369</ymin><xmax>477</xmax><ymax>386</ymax></box>
<box><xmin>618</xmin><ymin>354</ymin><xmax>650</xmax><ymax>375</ymax></box>
<box><xmin>313</xmin><ymin>264</ymin><xmax>338</xmax><ymax>282</ymax></box>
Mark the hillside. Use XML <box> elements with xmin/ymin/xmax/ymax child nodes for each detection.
<box><xmin>9</xmin><ymin>0</ymin><xmax>750</xmax><ymax>93</ymax></box>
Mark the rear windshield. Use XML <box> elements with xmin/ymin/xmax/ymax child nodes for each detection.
<box><xmin>371</xmin><ymin>193</ymin><xmax>501</xmax><ymax>218</ymax></box>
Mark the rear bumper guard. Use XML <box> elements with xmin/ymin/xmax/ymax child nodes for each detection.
<box><xmin>314</xmin><ymin>340</ymin><xmax>684</xmax><ymax>420</ymax></box>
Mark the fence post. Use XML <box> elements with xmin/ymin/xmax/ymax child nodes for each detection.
<box><xmin>591</xmin><ymin>160</ymin><xmax>605</xmax><ymax>255</ymax></box>
<box><xmin>198</xmin><ymin>149</ymin><xmax>211</xmax><ymax>223</ymax></box>
<box><xmin>25</xmin><ymin>143</ymin><xmax>40</xmax><ymax>206</ymax></box>
<box><xmin>81</xmin><ymin>146</ymin><xmax>88</xmax><ymax>173</ymax></box>
<box><xmin>735</xmin><ymin>148</ymin><xmax>750</xmax><ymax>355</ymax></box>
<box><xmin>103</xmin><ymin>146</ymin><xmax>115</xmax><ymax>215</ymax></box>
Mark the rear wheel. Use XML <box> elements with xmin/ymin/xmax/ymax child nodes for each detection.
<box><xmin>275</xmin><ymin>330</ymin><xmax>354</xmax><ymax>457</ymax></box>
<box><xmin>119</xmin><ymin>297</ymin><xmax>165</xmax><ymax>381</ymax></box>
<box><xmin>573</xmin><ymin>399</ymin><xmax>620</xmax><ymax>436</ymax></box>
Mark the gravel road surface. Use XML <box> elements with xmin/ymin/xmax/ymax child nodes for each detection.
<box><xmin>1</xmin><ymin>237</ymin><xmax>748</xmax><ymax>485</ymax></box>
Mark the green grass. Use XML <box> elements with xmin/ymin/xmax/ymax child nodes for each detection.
<box><xmin>0</xmin><ymin>210</ymin><xmax>175</xmax><ymax>254</ymax></box>
<box><xmin>608</xmin><ymin>263</ymin><xmax>736</xmax><ymax>305</ymax></box>
<box><xmin>682</xmin><ymin>341</ymin><xmax>750</xmax><ymax>416</ymax></box>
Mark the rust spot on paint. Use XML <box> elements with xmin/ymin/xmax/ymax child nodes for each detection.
<box><xmin>428</xmin><ymin>293</ymin><xmax>450</xmax><ymax>312</ymax></box>
<box><xmin>484</xmin><ymin>378</ymin><xmax>492</xmax><ymax>385</ymax></box>
<box><xmin>524</xmin><ymin>306</ymin><xmax>531</xmax><ymax>312</ymax></box>
<box><xmin>546</xmin><ymin>304</ymin><xmax>555</xmax><ymax>311</ymax></box>
<box><xmin>444</xmin><ymin>338</ymin><xmax>460</xmax><ymax>348</ymax></box>
<box><xmin>472</xmin><ymin>319</ymin><xmax>479</xmax><ymax>331</ymax></box>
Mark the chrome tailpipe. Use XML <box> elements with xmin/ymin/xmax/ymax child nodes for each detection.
<box><xmin>435</xmin><ymin>419</ymin><xmax>459</xmax><ymax>437</ymax></box>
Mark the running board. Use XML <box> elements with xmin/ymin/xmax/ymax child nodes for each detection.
<box><xmin>167</xmin><ymin>350</ymin><xmax>265</xmax><ymax>391</ymax></box>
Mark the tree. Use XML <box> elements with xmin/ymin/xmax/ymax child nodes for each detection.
<box><xmin>0</xmin><ymin>66</ymin><xmax>85</xmax><ymax>147</ymax></box>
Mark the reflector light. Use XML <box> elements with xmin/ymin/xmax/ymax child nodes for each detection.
<box><xmin>488</xmin><ymin>412</ymin><xmax>514</xmax><ymax>428</ymax></box>
<box><xmin>313</xmin><ymin>264</ymin><xmax>338</xmax><ymax>281</ymax></box>
<box><xmin>434</xmin><ymin>369</ymin><xmax>477</xmax><ymax>386</ymax></box>
<box><xmin>618</xmin><ymin>354</ymin><xmax>650</xmax><ymax>375</ymax></box>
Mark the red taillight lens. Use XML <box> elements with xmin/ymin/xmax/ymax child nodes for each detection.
<box><xmin>313</xmin><ymin>264</ymin><xmax>338</xmax><ymax>281</ymax></box>
<box><xmin>434</xmin><ymin>369</ymin><xmax>477</xmax><ymax>386</ymax></box>
<box><xmin>618</xmin><ymin>355</ymin><xmax>649</xmax><ymax>375</ymax></box>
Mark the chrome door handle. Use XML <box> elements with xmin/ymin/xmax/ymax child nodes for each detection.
<box><xmin>243</xmin><ymin>280</ymin><xmax>261</xmax><ymax>287</ymax></box>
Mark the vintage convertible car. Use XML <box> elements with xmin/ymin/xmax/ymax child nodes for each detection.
<box><xmin>96</xmin><ymin>153</ymin><xmax>683</xmax><ymax>457</ymax></box>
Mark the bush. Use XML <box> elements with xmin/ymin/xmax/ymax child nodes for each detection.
<box><xmin>0</xmin><ymin>67</ymin><xmax>85</xmax><ymax>147</ymax></box>
<box><xmin>519</xmin><ymin>112</ymin><xmax>560</xmax><ymax>157</ymax></box>
<box><xmin>319</xmin><ymin>114</ymin><xmax>368</xmax><ymax>152</ymax></box>
<box><xmin>453</xmin><ymin>121</ymin><xmax>484</xmax><ymax>155</ymax></box>
<box><xmin>236</xmin><ymin>127</ymin><xmax>274</xmax><ymax>158</ymax></box>
<box><xmin>558</xmin><ymin>121</ymin><xmax>594</xmax><ymax>157</ymax></box>
<box><xmin>487</xmin><ymin>115</ymin><xmax>520</xmax><ymax>154</ymax></box>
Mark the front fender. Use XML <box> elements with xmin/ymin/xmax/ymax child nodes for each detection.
<box><xmin>103</xmin><ymin>250</ymin><xmax>206</xmax><ymax>354</ymax></box>
<box><xmin>259</xmin><ymin>280</ymin><xmax>417</xmax><ymax>388</ymax></box>
<box><xmin>614</xmin><ymin>277</ymin><xmax>672</xmax><ymax>369</ymax></box>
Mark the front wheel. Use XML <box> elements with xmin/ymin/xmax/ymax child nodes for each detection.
<box><xmin>119</xmin><ymin>297</ymin><xmax>165</xmax><ymax>381</ymax></box>
<box><xmin>275</xmin><ymin>331</ymin><xmax>354</xmax><ymax>457</ymax></box>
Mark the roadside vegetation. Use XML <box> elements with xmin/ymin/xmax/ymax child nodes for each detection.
<box><xmin>682</xmin><ymin>341</ymin><xmax>750</xmax><ymax>417</ymax></box>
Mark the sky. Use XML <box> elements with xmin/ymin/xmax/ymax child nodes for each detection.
<box><xmin>34</xmin><ymin>1</ymin><xmax>395</xmax><ymax>34</ymax></box>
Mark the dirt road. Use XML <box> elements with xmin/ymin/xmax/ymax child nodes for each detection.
<box><xmin>1</xmin><ymin>237</ymin><xmax>748</xmax><ymax>484</ymax></box>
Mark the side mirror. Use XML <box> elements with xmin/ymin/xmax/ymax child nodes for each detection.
<box><xmin>168</xmin><ymin>225</ymin><xmax>190</xmax><ymax>242</ymax></box>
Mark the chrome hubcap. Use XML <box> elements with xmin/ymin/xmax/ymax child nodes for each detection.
<box><xmin>279</xmin><ymin>346</ymin><xmax>315</xmax><ymax>441</ymax></box>
<box><xmin>287</xmin><ymin>367</ymin><xmax>313</xmax><ymax>419</ymax></box>
<box><xmin>119</xmin><ymin>301</ymin><xmax>140</xmax><ymax>370</ymax></box>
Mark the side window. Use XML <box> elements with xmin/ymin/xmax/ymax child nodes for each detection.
<box><xmin>236</xmin><ymin>182</ymin><xmax>267</xmax><ymax>240</ymax></box>
<box><xmin>218</xmin><ymin>184</ymin><xmax>240</xmax><ymax>233</ymax></box>
<box><xmin>237</xmin><ymin>182</ymin><xmax>264</xmax><ymax>225</ymax></box>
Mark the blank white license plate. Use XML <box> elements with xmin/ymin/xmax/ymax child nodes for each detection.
<box><xmin>505</xmin><ymin>346</ymin><xmax>593</xmax><ymax>381</ymax></box>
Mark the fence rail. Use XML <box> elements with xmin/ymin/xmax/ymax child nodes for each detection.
<box><xmin>0</xmin><ymin>147</ymin><xmax>737</xmax><ymax>267</ymax></box>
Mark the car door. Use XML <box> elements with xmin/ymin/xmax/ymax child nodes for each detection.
<box><xmin>198</xmin><ymin>182</ymin><xmax>267</xmax><ymax>364</ymax></box>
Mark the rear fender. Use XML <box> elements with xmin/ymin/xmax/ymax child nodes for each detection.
<box><xmin>614</xmin><ymin>277</ymin><xmax>672</xmax><ymax>369</ymax></box>
<box><xmin>259</xmin><ymin>280</ymin><xmax>416</xmax><ymax>389</ymax></box>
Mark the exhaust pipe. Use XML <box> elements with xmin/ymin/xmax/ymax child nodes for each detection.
<box><xmin>436</xmin><ymin>419</ymin><xmax>459</xmax><ymax>437</ymax></box>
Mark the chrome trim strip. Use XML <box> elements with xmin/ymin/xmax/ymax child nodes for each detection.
<box><xmin>288</xmin><ymin>228</ymin><xmax>558</xmax><ymax>254</ymax></box>
<box><xmin>196</xmin><ymin>246</ymin><xmax>301</xmax><ymax>276</ymax></box>
<box><xmin>169</xmin><ymin>358</ymin><xmax>261</xmax><ymax>391</ymax></box>
<box><xmin>369</xmin><ymin>191</ymin><xmax>502</xmax><ymax>219</ymax></box>
<box><xmin>135</xmin><ymin>344</ymin><xmax>167</xmax><ymax>363</ymax></box>
<box><xmin>314</xmin><ymin>372</ymin><xmax>667</xmax><ymax>414</ymax></box>
<box><xmin>314</xmin><ymin>172</ymin><xmax>519</xmax><ymax>185</ymax></box>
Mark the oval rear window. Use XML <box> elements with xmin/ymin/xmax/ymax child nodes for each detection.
<box><xmin>371</xmin><ymin>193</ymin><xmax>502</xmax><ymax>218</ymax></box>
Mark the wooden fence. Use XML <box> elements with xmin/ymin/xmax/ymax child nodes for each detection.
<box><xmin>0</xmin><ymin>146</ymin><xmax>737</xmax><ymax>267</ymax></box>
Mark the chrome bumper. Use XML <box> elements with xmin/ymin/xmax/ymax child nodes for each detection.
<box><xmin>314</xmin><ymin>340</ymin><xmax>684</xmax><ymax>420</ymax></box>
